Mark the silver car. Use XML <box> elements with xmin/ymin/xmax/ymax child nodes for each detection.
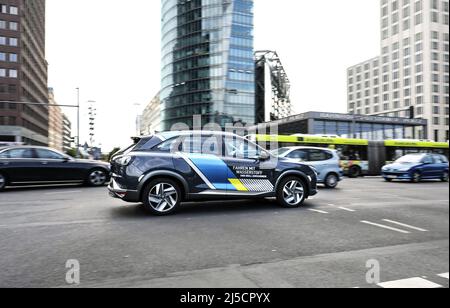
<box><xmin>272</xmin><ymin>147</ymin><xmax>344</xmax><ymax>188</ymax></box>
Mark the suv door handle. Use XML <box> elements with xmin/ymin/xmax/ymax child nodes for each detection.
<box><xmin>41</xmin><ymin>162</ymin><xmax>49</xmax><ymax>165</ymax></box>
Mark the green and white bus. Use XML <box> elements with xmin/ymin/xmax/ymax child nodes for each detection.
<box><xmin>247</xmin><ymin>134</ymin><xmax>449</xmax><ymax>177</ymax></box>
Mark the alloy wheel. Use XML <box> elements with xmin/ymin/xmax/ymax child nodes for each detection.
<box><xmin>148</xmin><ymin>183</ymin><xmax>179</xmax><ymax>213</ymax></box>
<box><xmin>443</xmin><ymin>172</ymin><xmax>449</xmax><ymax>182</ymax></box>
<box><xmin>326</xmin><ymin>174</ymin><xmax>338</xmax><ymax>188</ymax></box>
<box><xmin>282</xmin><ymin>180</ymin><xmax>305</xmax><ymax>206</ymax></box>
<box><xmin>0</xmin><ymin>174</ymin><xmax>5</xmax><ymax>190</ymax></box>
<box><xmin>89</xmin><ymin>170</ymin><xmax>107</xmax><ymax>186</ymax></box>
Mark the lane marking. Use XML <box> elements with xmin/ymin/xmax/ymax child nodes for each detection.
<box><xmin>338</xmin><ymin>206</ymin><xmax>356</xmax><ymax>212</ymax></box>
<box><xmin>438</xmin><ymin>273</ymin><xmax>449</xmax><ymax>279</ymax></box>
<box><xmin>378</xmin><ymin>277</ymin><xmax>442</xmax><ymax>288</ymax></box>
<box><xmin>308</xmin><ymin>209</ymin><xmax>329</xmax><ymax>214</ymax></box>
<box><xmin>382</xmin><ymin>219</ymin><xmax>428</xmax><ymax>232</ymax></box>
<box><xmin>0</xmin><ymin>219</ymin><xmax>108</xmax><ymax>229</ymax></box>
<box><xmin>360</xmin><ymin>221</ymin><xmax>410</xmax><ymax>234</ymax></box>
<box><xmin>44</xmin><ymin>190</ymin><xmax>83</xmax><ymax>196</ymax></box>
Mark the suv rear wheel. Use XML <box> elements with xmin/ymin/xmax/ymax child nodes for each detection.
<box><xmin>142</xmin><ymin>179</ymin><xmax>181</xmax><ymax>216</ymax></box>
<box><xmin>324</xmin><ymin>173</ymin><xmax>339</xmax><ymax>189</ymax></box>
<box><xmin>276</xmin><ymin>176</ymin><xmax>307</xmax><ymax>208</ymax></box>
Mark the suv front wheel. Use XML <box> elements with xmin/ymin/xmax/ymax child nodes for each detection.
<box><xmin>142</xmin><ymin>179</ymin><xmax>181</xmax><ymax>216</ymax></box>
<box><xmin>276</xmin><ymin>176</ymin><xmax>307</xmax><ymax>208</ymax></box>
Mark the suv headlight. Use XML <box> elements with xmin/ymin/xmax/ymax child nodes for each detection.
<box><xmin>115</xmin><ymin>155</ymin><xmax>132</xmax><ymax>166</ymax></box>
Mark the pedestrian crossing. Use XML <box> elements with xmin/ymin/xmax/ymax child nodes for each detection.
<box><xmin>376</xmin><ymin>273</ymin><xmax>449</xmax><ymax>289</ymax></box>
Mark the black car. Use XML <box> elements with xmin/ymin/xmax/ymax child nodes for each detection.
<box><xmin>0</xmin><ymin>146</ymin><xmax>110</xmax><ymax>191</ymax></box>
<box><xmin>109</xmin><ymin>131</ymin><xmax>318</xmax><ymax>216</ymax></box>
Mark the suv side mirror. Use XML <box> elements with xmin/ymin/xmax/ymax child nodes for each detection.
<box><xmin>259</xmin><ymin>151</ymin><xmax>271</xmax><ymax>161</ymax></box>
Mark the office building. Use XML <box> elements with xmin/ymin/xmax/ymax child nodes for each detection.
<box><xmin>140</xmin><ymin>92</ymin><xmax>161</xmax><ymax>136</ymax></box>
<box><xmin>348</xmin><ymin>0</ymin><xmax>449</xmax><ymax>142</ymax></box>
<box><xmin>62</xmin><ymin>114</ymin><xmax>72</xmax><ymax>153</ymax></box>
<box><xmin>0</xmin><ymin>0</ymin><xmax>48</xmax><ymax>145</ymax></box>
<box><xmin>160</xmin><ymin>0</ymin><xmax>255</xmax><ymax>131</ymax></box>
<box><xmin>48</xmin><ymin>88</ymin><xmax>63</xmax><ymax>151</ymax></box>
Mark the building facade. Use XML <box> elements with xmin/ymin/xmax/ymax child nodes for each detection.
<box><xmin>251</xmin><ymin>111</ymin><xmax>428</xmax><ymax>141</ymax></box>
<box><xmin>48</xmin><ymin>88</ymin><xmax>63</xmax><ymax>151</ymax></box>
<box><xmin>0</xmin><ymin>0</ymin><xmax>48</xmax><ymax>146</ymax></box>
<box><xmin>160</xmin><ymin>0</ymin><xmax>255</xmax><ymax>131</ymax></box>
<box><xmin>62</xmin><ymin>114</ymin><xmax>72</xmax><ymax>153</ymax></box>
<box><xmin>348</xmin><ymin>0</ymin><xmax>449</xmax><ymax>142</ymax></box>
<box><xmin>140</xmin><ymin>92</ymin><xmax>161</xmax><ymax>136</ymax></box>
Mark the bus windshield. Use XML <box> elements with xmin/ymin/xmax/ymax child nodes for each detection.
<box><xmin>395</xmin><ymin>154</ymin><xmax>425</xmax><ymax>164</ymax></box>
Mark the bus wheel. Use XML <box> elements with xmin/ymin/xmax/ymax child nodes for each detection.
<box><xmin>348</xmin><ymin>166</ymin><xmax>361</xmax><ymax>178</ymax></box>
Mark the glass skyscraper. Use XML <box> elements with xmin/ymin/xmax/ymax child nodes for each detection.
<box><xmin>161</xmin><ymin>0</ymin><xmax>255</xmax><ymax>131</ymax></box>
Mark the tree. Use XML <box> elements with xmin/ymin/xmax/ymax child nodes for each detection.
<box><xmin>65</xmin><ymin>148</ymin><xmax>77</xmax><ymax>158</ymax></box>
<box><xmin>107</xmin><ymin>147</ymin><xmax>121</xmax><ymax>162</ymax></box>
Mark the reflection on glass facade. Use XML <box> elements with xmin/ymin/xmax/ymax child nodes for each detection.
<box><xmin>313</xmin><ymin>120</ymin><xmax>406</xmax><ymax>140</ymax></box>
<box><xmin>161</xmin><ymin>0</ymin><xmax>255</xmax><ymax>131</ymax></box>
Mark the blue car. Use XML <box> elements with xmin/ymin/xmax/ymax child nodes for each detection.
<box><xmin>272</xmin><ymin>147</ymin><xmax>344</xmax><ymax>188</ymax></box>
<box><xmin>382</xmin><ymin>153</ymin><xmax>449</xmax><ymax>183</ymax></box>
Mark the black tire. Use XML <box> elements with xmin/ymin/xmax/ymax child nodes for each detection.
<box><xmin>276</xmin><ymin>176</ymin><xmax>307</xmax><ymax>208</ymax></box>
<box><xmin>324</xmin><ymin>173</ymin><xmax>339</xmax><ymax>189</ymax></box>
<box><xmin>384</xmin><ymin>178</ymin><xmax>393</xmax><ymax>182</ymax></box>
<box><xmin>142</xmin><ymin>178</ymin><xmax>182</xmax><ymax>216</ymax></box>
<box><xmin>0</xmin><ymin>173</ymin><xmax>6</xmax><ymax>191</ymax></box>
<box><xmin>86</xmin><ymin>169</ymin><xmax>108</xmax><ymax>187</ymax></box>
<box><xmin>442</xmin><ymin>171</ymin><xmax>449</xmax><ymax>182</ymax></box>
<box><xmin>348</xmin><ymin>166</ymin><xmax>361</xmax><ymax>178</ymax></box>
<box><xmin>411</xmin><ymin>171</ymin><xmax>421</xmax><ymax>183</ymax></box>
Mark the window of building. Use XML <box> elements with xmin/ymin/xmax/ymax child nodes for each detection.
<box><xmin>0</xmin><ymin>36</ymin><xmax>6</xmax><ymax>45</ymax></box>
<box><xmin>9</xmin><ymin>38</ymin><xmax>18</xmax><ymax>46</ymax></box>
<box><xmin>0</xmin><ymin>68</ymin><xmax>6</xmax><ymax>77</ymax></box>
<box><xmin>9</xmin><ymin>22</ymin><xmax>18</xmax><ymax>31</ymax></box>
<box><xmin>8</xmin><ymin>69</ymin><xmax>17</xmax><ymax>78</ymax></box>
<box><xmin>8</xmin><ymin>53</ymin><xmax>17</xmax><ymax>62</ymax></box>
<box><xmin>9</xmin><ymin>6</ymin><xmax>18</xmax><ymax>15</ymax></box>
<box><xmin>0</xmin><ymin>52</ymin><xmax>5</xmax><ymax>61</ymax></box>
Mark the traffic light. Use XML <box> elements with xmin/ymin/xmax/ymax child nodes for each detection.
<box><xmin>409</xmin><ymin>106</ymin><xmax>415</xmax><ymax>119</ymax></box>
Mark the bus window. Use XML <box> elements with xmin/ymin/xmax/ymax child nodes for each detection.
<box><xmin>338</xmin><ymin>145</ymin><xmax>368</xmax><ymax>161</ymax></box>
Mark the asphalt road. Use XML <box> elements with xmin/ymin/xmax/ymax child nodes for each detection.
<box><xmin>0</xmin><ymin>178</ymin><xmax>448</xmax><ymax>288</ymax></box>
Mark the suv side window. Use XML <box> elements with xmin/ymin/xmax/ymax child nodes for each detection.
<box><xmin>287</xmin><ymin>150</ymin><xmax>308</xmax><ymax>161</ymax></box>
<box><xmin>441</xmin><ymin>155</ymin><xmax>449</xmax><ymax>163</ymax></box>
<box><xmin>156</xmin><ymin>138</ymin><xmax>181</xmax><ymax>153</ymax></box>
<box><xmin>181</xmin><ymin>135</ymin><xmax>220</xmax><ymax>156</ymax></box>
<box><xmin>308</xmin><ymin>149</ymin><xmax>333</xmax><ymax>162</ymax></box>
<box><xmin>224</xmin><ymin>136</ymin><xmax>261</xmax><ymax>159</ymax></box>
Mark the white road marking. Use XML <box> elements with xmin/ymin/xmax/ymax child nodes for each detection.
<box><xmin>0</xmin><ymin>219</ymin><xmax>108</xmax><ymax>229</ymax></box>
<box><xmin>378</xmin><ymin>277</ymin><xmax>442</xmax><ymax>288</ymax></box>
<box><xmin>360</xmin><ymin>221</ymin><xmax>410</xmax><ymax>234</ymax></box>
<box><xmin>44</xmin><ymin>190</ymin><xmax>83</xmax><ymax>196</ymax></box>
<box><xmin>438</xmin><ymin>273</ymin><xmax>449</xmax><ymax>279</ymax></box>
<box><xmin>308</xmin><ymin>209</ymin><xmax>329</xmax><ymax>214</ymax></box>
<box><xmin>382</xmin><ymin>219</ymin><xmax>428</xmax><ymax>232</ymax></box>
<box><xmin>338</xmin><ymin>206</ymin><xmax>356</xmax><ymax>212</ymax></box>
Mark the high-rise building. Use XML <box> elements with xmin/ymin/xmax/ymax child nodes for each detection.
<box><xmin>62</xmin><ymin>114</ymin><xmax>72</xmax><ymax>153</ymax></box>
<box><xmin>348</xmin><ymin>0</ymin><xmax>449</xmax><ymax>142</ymax></box>
<box><xmin>140</xmin><ymin>92</ymin><xmax>161</xmax><ymax>136</ymax></box>
<box><xmin>48</xmin><ymin>88</ymin><xmax>63</xmax><ymax>151</ymax></box>
<box><xmin>160</xmin><ymin>0</ymin><xmax>255</xmax><ymax>131</ymax></box>
<box><xmin>0</xmin><ymin>0</ymin><xmax>49</xmax><ymax>145</ymax></box>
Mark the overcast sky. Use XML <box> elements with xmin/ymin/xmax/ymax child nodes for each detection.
<box><xmin>46</xmin><ymin>0</ymin><xmax>380</xmax><ymax>151</ymax></box>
